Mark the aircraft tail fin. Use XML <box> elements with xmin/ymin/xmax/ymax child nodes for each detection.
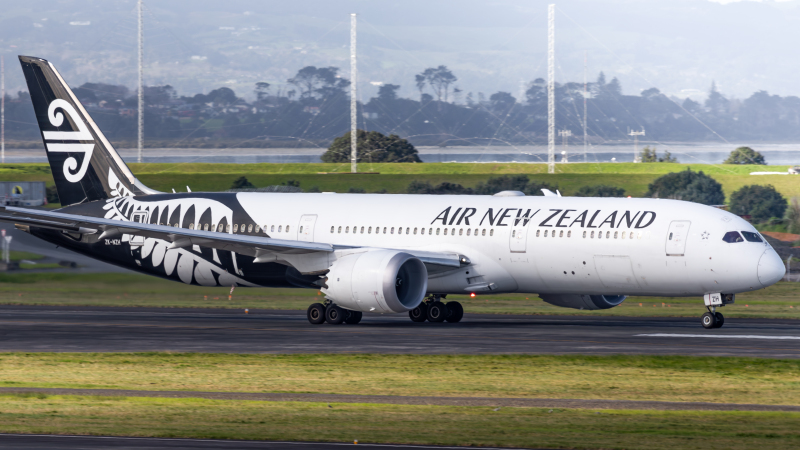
<box><xmin>18</xmin><ymin>55</ymin><xmax>159</xmax><ymax>206</ymax></box>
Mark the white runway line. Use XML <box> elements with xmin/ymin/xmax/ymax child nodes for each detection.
<box><xmin>637</xmin><ymin>333</ymin><xmax>800</xmax><ymax>340</ymax></box>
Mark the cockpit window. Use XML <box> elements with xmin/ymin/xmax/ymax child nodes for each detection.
<box><xmin>722</xmin><ymin>231</ymin><xmax>744</xmax><ymax>243</ymax></box>
<box><xmin>741</xmin><ymin>231</ymin><xmax>763</xmax><ymax>243</ymax></box>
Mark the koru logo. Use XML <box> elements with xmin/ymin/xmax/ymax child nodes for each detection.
<box><xmin>42</xmin><ymin>99</ymin><xmax>94</xmax><ymax>183</ymax></box>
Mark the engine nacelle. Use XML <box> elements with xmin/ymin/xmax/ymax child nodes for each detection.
<box><xmin>322</xmin><ymin>250</ymin><xmax>428</xmax><ymax>313</ymax></box>
<box><xmin>539</xmin><ymin>294</ymin><xmax>626</xmax><ymax>310</ymax></box>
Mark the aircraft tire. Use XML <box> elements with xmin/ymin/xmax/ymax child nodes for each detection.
<box><xmin>409</xmin><ymin>303</ymin><xmax>428</xmax><ymax>322</ymax></box>
<box><xmin>344</xmin><ymin>310</ymin><xmax>363</xmax><ymax>324</ymax></box>
<box><xmin>445</xmin><ymin>301</ymin><xmax>464</xmax><ymax>323</ymax></box>
<box><xmin>701</xmin><ymin>312</ymin><xmax>716</xmax><ymax>329</ymax></box>
<box><xmin>326</xmin><ymin>305</ymin><xmax>345</xmax><ymax>324</ymax></box>
<box><xmin>307</xmin><ymin>303</ymin><xmax>326</xmax><ymax>325</ymax></box>
<box><xmin>427</xmin><ymin>301</ymin><xmax>448</xmax><ymax>323</ymax></box>
<box><xmin>714</xmin><ymin>312</ymin><xmax>724</xmax><ymax>328</ymax></box>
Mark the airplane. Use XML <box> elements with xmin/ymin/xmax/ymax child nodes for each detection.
<box><xmin>0</xmin><ymin>56</ymin><xmax>785</xmax><ymax>329</ymax></box>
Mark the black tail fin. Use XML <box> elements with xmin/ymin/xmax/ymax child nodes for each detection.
<box><xmin>18</xmin><ymin>55</ymin><xmax>159</xmax><ymax>206</ymax></box>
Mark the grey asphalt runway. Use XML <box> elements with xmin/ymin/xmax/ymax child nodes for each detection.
<box><xmin>0</xmin><ymin>305</ymin><xmax>799</xmax><ymax>357</ymax></box>
<box><xmin>0</xmin><ymin>434</ymin><xmax>533</xmax><ymax>450</ymax></box>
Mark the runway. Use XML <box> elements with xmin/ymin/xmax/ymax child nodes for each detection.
<box><xmin>0</xmin><ymin>306</ymin><xmax>799</xmax><ymax>358</ymax></box>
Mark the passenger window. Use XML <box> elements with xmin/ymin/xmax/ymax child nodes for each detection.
<box><xmin>669</xmin><ymin>232</ymin><xmax>673</xmax><ymax>240</ymax></box>
<box><xmin>226</xmin><ymin>224</ymin><xmax>232</xmax><ymax>233</ymax></box>
<box><xmin>383</xmin><ymin>227</ymin><xmax>387</xmax><ymax>234</ymax></box>
<box><xmin>474</xmin><ymin>229</ymin><xmax>478</xmax><ymax>236</ymax></box>
<box><xmin>559</xmin><ymin>230</ymin><xmax>563</xmax><ymax>237</ymax></box>
<box><xmin>544</xmin><ymin>230</ymin><xmax>548</xmax><ymax>237</ymax></box>
<box><xmin>437</xmin><ymin>228</ymin><xmax>440</xmax><ymax>235</ymax></box>
<box><xmin>368</xmin><ymin>227</ymin><xmax>372</xmax><ymax>234</ymax></box>
<box><xmin>630</xmin><ymin>232</ymin><xmax>634</xmax><ymax>239</ymax></box>
<box><xmin>429</xmin><ymin>228</ymin><xmax>433</xmax><ymax>235</ymax></box>
<box><xmin>444</xmin><ymin>229</ymin><xmax>448</xmax><ymax>236</ymax></box>
<box><xmin>331</xmin><ymin>226</ymin><xmax>335</xmax><ymax>233</ymax></box>
<box><xmin>614</xmin><ymin>231</ymin><xmax>618</xmax><ymax>239</ymax></box>
<box><xmin>278</xmin><ymin>225</ymin><xmax>282</xmax><ymax>232</ymax></box>
<box><xmin>346</xmin><ymin>226</ymin><xmax>350</xmax><ymax>233</ymax></box>
<box><xmin>512</xmin><ymin>230</ymin><xmax>516</xmax><ymax>238</ymax></box>
<box><xmin>482</xmin><ymin>229</ymin><xmax>486</xmax><ymax>236</ymax></box>
<box><xmin>537</xmin><ymin>230</ymin><xmax>541</xmax><ymax>237</ymax></box>
<box><xmin>583</xmin><ymin>231</ymin><xmax>586</xmax><ymax>238</ymax></box>
<box><xmin>361</xmin><ymin>226</ymin><xmax>365</xmax><ymax>234</ymax></box>
<box><xmin>414</xmin><ymin>228</ymin><xmax>418</xmax><ymax>235</ymax></box>
<box><xmin>271</xmin><ymin>225</ymin><xmax>275</xmax><ymax>232</ymax></box>
<box><xmin>233</xmin><ymin>224</ymin><xmax>239</xmax><ymax>232</ymax></box>
<box><xmin>211</xmin><ymin>224</ymin><xmax>217</xmax><ymax>232</ymax></box>
<box><xmin>590</xmin><ymin>231</ymin><xmax>595</xmax><ymax>238</ymax></box>
<box><xmin>286</xmin><ymin>225</ymin><xmax>290</xmax><ymax>232</ymax></box>
<box><xmin>723</xmin><ymin>231</ymin><xmax>744</xmax><ymax>243</ymax></box>
<box><xmin>391</xmin><ymin>227</ymin><xmax>394</xmax><ymax>234</ymax></box>
<box><xmin>466</xmin><ymin>229</ymin><xmax>471</xmax><ymax>236</ymax></box>
<box><xmin>255</xmin><ymin>225</ymin><xmax>261</xmax><ymax>233</ymax></box>
<box><xmin>189</xmin><ymin>223</ymin><xmax>195</xmax><ymax>230</ymax></box>
<box><xmin>248</xmin><ymin>224</ymin><xmax>253</xmax><ymax>233</ymax></box>
<box><xmin>606</xmin><ymin>231</ymin><xmax>610</xmax><ymax>238</ymax></box>
<box><xmin>490</xmin><ymin>229</ymin><xmax>494</xmax><ymax>236</ymax></box>
<box><xmin>451</xmin><ymin>228</ymin><xmax>455</xmax><ymax>235</ymax></box>
<box><xmin>741</xmin><ymin>231</ymin><xmax>763</xmax><ymax>243</ymax></box>
<box><xmin>300</xmin><ymin>226</ymin><xmax>304</xmax><ymax>233</ymax></box>
<box><xmin>459</xmin><ymin>229</ymin><xmax>463</xmax><ymax>236</ymax></box>
<box><xmin>567</xmin><ymin>230</ymin><xmax>571</xmax><ymax>238</ymax></box>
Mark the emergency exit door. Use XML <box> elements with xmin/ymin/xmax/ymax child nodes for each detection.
<box><xmin>509</xmin><ymin>221</ymin><xmax>529</xmax><ymax>253</ymax></box>
<box><xmin>665</xmin><ymin>220</ymin><xmax>691</xmax><ymax>256</ymax></box>
<box><xmin>298</xmin><ymin>215</ymin><xmax>317</xmax><ymax>242</ymax></box>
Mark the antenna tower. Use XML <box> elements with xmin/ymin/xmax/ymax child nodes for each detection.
<box><xmin>583</xmin><ymin>50</ymin><xmax>587</xmax><ymax>163</ymax></box>
<box><xmin>1</xmin><ymin>54</ymin><xmax>4</xmax><ymax>165</ymax></box>
<box><xmin>559</xmin><ymin>129</ymin><xmax>571</xmax><ymax>163</ymax></box>
<box><xmin>547</xmin><ymin>4</ymin><xmax>555</xmax><ymax>174</ymax></box>
<box><xmin>629</xmin><ymin>128</ymin><xmax>645</xmax><ymax>163</ymax></box>
<box><xmin>137</xmin><ymin>0</ymin><xmax>144</xmax><ymax>163</ymax></box>
<box><xmin>350</xmin><ymin>13</ymin><xmax>358</xmax><ymax>173</ymax></box>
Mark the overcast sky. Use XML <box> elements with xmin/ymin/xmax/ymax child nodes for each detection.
<box><xmin>1</xmin><ymin>0</ymin><xmax>799</xmax><ymax>101</ymax></box>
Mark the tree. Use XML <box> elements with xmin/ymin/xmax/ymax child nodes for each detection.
<box><xmin>254</xmin><ymin>82</ymin><xmax>270</xmax><ymax>102</ymax></box>
<box><xmin>705</xmin><ymin>81</ymin><xmax>729</xmax><ymax>116</ymax></box>
<box><xmin>322</xmin><ymin>130</ymin><xmax>422</xmax><ymax>163</ymax></box>
<box><xmin>489</xmin><ymin>92</ymin><xmax>516</xmax><ymax>112</ymax></box>
<box><xmin>416</xmin><ymin>66</ymin><xmax>458</xmax><ymax>102</ymax></box>
<box><xmin>574</xmin><ymin>185</ymin><xmax>625</xmax><ymax>197</ymax></box>
<box><xmin>645</xmin><ymin>169</ymin><xmax>725</xmax><ymax>205</ymax></box>
<box><xmin>377</xmin><ymin>84</ymin><xmax>400</xmax><ymax>101</ymax></box>
<box><xmin>724</xmin><ymin>147</ymin><xmax>766</xmax><ymax>165</ymax></box>
<box><xmin>640</xmin><ymin>146</ymin><xmax>678</xmax><ymax>163</ymax></box>
<box><xmin>287</xmin><ymin>66</ymin><xmax>350</xmax><ymax>100</ymax></box>
<box><xmin>729</xmin><ymin>185</ymin><xmax>787</xmax><ymax>222</ymax></box>
<box><xmin>230</xmin><ymin>176</ymin><xmax>255</xmax><ymax>189</ymax></box>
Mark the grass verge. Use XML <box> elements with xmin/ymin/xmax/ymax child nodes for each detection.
<box><xmin>0</xmin><ymin>394</ymin><xmax>798</xmax><ymax>449</ymax></box>
<box><xmin>1</xmin><ymin>272</ymin><xmax>799</xmax><ymax>319</ymax></box>
<box><xmin>1</xmin><ymin>353</ymin><xmax>800</xmax><ymax>406</ymax></box>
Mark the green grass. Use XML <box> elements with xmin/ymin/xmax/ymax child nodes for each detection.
<box><xmin>1</xmin><ymin>394</ymin><xmax>798</xmax><ymax>449</ymax></box>
<box><xmin>2</xmin><ymin>353</ymin><xmax>800</xmax><ymax>406</ymax></box>
<box><xmin>3</xmin><ymin>162</ymin><xmax>799</xmax><ymax>199</ymax></box>
<box><xmin>0</xmin><ymin>272</ymin><xmax>798</xmax><ymax>319</ymax></box>
<box><xmin>8</xmin><ymin>251</ymin><xmax>44</xmax><ymax>261</ymax></box>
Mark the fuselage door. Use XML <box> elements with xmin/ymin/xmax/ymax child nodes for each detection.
<box><xmin>130</xmin><ymin>211</ymin><xmax>148</xmax><ymax>247</ymax></box>
<box><xmin>298</xmin><ymin>214</ymin><xmax>318</xmax><ymax>242</ymax></box>
<box><xmin>509</xmin><ymin>221</ymin><xmax>529</xmax><ymax>253</ymax></box>
<box><xmin>665</xmin><ymin>220</ymin><xmax>691</xmax><ymax>256</ymax></box>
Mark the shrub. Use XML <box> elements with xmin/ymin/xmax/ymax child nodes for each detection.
<box><xmin>645</xmin><ymin>168</ymin><xmax>725</xmax><ymax>205</ymax></box>
<box><xmin>729</xmin><ymin>185</ymin><xmax>787</xmax><ymax>222</ymax></box>
<box><xmin>724</xmin><ymin>147</ymin><xmax>766</xmax><ymax>165</ymax></box>
<box><xmin>574</xmin><ymin>185</ymin><xmax>626</xmax><ymax>197</ymax></box>
<box><xmin>322</xmin><ymin>130</ymin><xmax>421</xmax><ymax>163</ymax></box>
<box><xmin>230</xmin><ymin>176</ymin><xmax>255</xmax><ymax>189</ymax></box>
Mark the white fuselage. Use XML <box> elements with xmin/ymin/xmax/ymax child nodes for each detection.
<box><xmin>236</xmin><ymin>193</ymin><xmax>785</xmax><ymax>298</ymax></box>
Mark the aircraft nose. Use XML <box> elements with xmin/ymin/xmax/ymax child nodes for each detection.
<box><xmin>758</xmin><ymin>249</ymin><xmax>785</xmax><ymax>287</ymax></box>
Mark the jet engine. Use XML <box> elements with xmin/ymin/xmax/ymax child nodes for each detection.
<box><xmin>321</xmin><ymin>250</ymin><xmax>428</xmax><ymax>314</ymax></box>
<box><xmin>539</xmin><ymin>294</ymin><xmax>626</xmax><ymax>310</ymax></box>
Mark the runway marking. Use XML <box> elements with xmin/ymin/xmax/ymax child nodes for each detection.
<box><xmin>637</xmin><ymin>333</ymin><xmax>800</xmax><ymax>340</ymax></box>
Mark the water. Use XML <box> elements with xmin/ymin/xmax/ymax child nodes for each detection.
<box><xmin>3</xmin><ymin>143</ymin><xmax>800</xmax><ymax>165</ymax></box>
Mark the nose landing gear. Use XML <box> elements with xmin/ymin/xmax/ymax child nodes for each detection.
<box><xmin>700</xmin><ymin>293</ymin><xmax>733</xmax><ymax>329</ymax></box>
<box><xmin>701</xmin><ymin>310</ymin><xmax>724</xmax><ymax>329</ymax></box>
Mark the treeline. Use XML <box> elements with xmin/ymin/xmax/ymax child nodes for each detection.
<box><xmin>5</xmin><ymin>66</ymin><xmax>800</xmax><ymax>145</ymax></box>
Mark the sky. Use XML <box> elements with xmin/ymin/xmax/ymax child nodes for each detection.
<box><xmin>1</xmin><ymin>0</ymin><xmax>799</xmax><ymax>102</ymax></box>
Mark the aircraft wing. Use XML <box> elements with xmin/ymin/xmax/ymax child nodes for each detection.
<box><xmin>0</xmin><ymin>206</ymin><xmax>465</xmax><ymax>272</ymax></box>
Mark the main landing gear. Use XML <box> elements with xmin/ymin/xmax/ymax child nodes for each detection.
<box><xmin>408</xmin><ymin>295</ymin><xmax>464</xmax><ymax>324</ymax></box>
<box><xmin>701</xmin><ymin>309</ymin><xmax>724</xmax><ymax>329</ymax></box>
<box><xmin>306</xmin><ymin>302</ymin><xmax>362</xmax><ymax>325</ymax></box>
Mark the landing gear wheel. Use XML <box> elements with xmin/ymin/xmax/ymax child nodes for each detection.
<box><xmin>445</xmin><ymin>301</ymin><xmax>463</xmax><ymax>323</ymax></box>
<box><xmin>713</xmin><ymin>312</ymin><xmax>724</xmax><ymax>328</ymax></box>
<box><xmin>307</xmin><ymin>303</ymin><xmax>326</xmax><ymax>325</ymax></box>
<box><xmin>326</xmin><ymin>305</ymin><xmax>345</xmax><ymax>324</ymax></box>
<box><xmin>344</xmin><ymin>310</ymin><xmax>363</xmax><ymax>324</ymax></box>
<box><xmin>409</xmin><ymin>303</ymin><xmax>428</xmax><ymax>322</ymax></box>
<box><xmin>427</xmin><ymin>301</ymin><xmax>448</xmax><ymax>323</ymax></box>
<box><xmin>701</xmin><ymin>312</ymin><xmax>717</xmax><ymax>329</ymax></box>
